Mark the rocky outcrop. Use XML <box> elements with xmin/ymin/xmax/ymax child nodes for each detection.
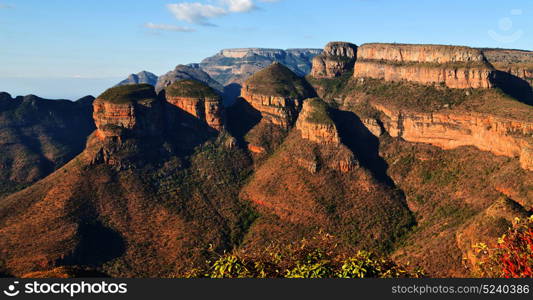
<box><xmin>296</xmin><ymin>98</ymin><xmax>341</xmax><ymax>144</ymax></box>
<box><xmin>241</xmin><ymin>63</ymin><xmax>316</xmax><ymax>128</ymax></box>
<box><xmin>200</xmin><ymin>48</ymin><xmax>322</xmax><ymax>85</ymax></box>
<box><xmin>311</xmin><ymin>42</ymin><xmax>357</xmax><ymax>78</ymax></box>
<box><xmin>164</xmin><ymin>80</ymin><xmax>224</xmax><ymax>131</ymax></box>
<box><xmin>295</xmin><ymin>98</ymin><xmax>357</xmax><ymax>173</ymax></box>
<box><xmin>481</xmin><ymin>48</ymin><xmax>533</xmax><ymax>86</ymax></box>
<box><xmin>371</xmin><ymin>102</ymin><xmax>533</xmax><ymax>171</ymax></box>
<box><xmin>116</xmin><ymin>71</ymin><xmax>158</xmax><ymax>87</ymax></box>
<box><xmin>93</xmin><ymin>84</ymin><xmax>163</xmax><ymax>141</ymax></box>
<box><xmin>354</xmin><ymin>44</ymin><xmax>495</xmax><ymax>89</ymax></box>
<box><xmin>155</xmin><ymin>65</ymin><xmax>223</xmax><ymax>94</ymax></box>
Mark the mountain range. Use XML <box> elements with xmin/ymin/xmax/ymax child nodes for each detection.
<box><xmin>0</xmin><ymin>41</ymin><xmax>531</xmax><ymax>278</ymax></box>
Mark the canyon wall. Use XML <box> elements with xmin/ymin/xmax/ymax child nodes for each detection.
<box><xmin>482</xmin><ymin>48</ymin><xmax>533</xmax><ymax>86</ymax></box>
<box><xmin>354</xmin><ymin>44</ymin><xmax>495</xmax><ymax>89</ymax></box>
<box><xmin>311</xmin><ymin>42</ymin><xmax>358</xmax><ymax>78</ymax></box>
<box><xmin>370</xmin><ymin>102</ymin><xmax>533</xmax><ymax>171</ymax></box>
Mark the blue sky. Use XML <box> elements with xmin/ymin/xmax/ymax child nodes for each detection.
<box><xmin>0</xmin><ymin>0</ymin><xmax>532</xmax><ymax>99</ymax></box>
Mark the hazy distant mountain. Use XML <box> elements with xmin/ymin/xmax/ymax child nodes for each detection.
<box><xmin>116</xmin><ymin>71</ymin><xmax>158</xmax><ymax>86</ymax></box>
<box><xmin>155</xmin><ymin>64</ymin><xmax>224</xmax><ymax>94</ymax></box>
<box><xmin>199</xmin><ymin>48</ymin><xmax>323</xmax><ymax>85</ymax></box>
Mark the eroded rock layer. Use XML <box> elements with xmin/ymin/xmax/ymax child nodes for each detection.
<box><xmin>311</xmin><ymin>42</ymin><xmax>358</xmax><ymax>78</ymax></box>
<box><xmin>165</xmin><ymin>80</ymin><xmax>224</xmax><ymax>131</ymax></box>
<box><xmin>371</xmin><ymin>102</ymin><xmax>533</xmax><ymax>171</ymax></box>
<box><xmin>241</xmin><ymin>63</ymin><xmax>315</xmax><ymax>128</ymax></box>
<box><xmin>354</xmin><ymin>44</ymin><xmax>495</xmax><ymax>88</ymax></box>
<box><xmin>93</xmin><ymin>84</ymin><xmax>163</xmax><ymax>141</ymax></box>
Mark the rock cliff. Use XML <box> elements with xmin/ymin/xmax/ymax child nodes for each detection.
<box><xmin>311</xmin><ymin>42</ymin><xmax>357</xmax><ymax>78</ymax></box>
<box><xmin>481</xmin><ymin>48</ymin><xmax>533</xmax><ymax>86</ymax></box>
<box><xmin>354</xmin><ymin>44</ymin><xmax>495</xmax><ymax>88</ymax></box>
<box><xmin>295</xmin><ymin>98</ymin><xmax>357</xmax><ymax>172</ymax></box>
<box><xmin>370</xmin><ymin>102</ymin><xmax>533</xmax><ymax>171</ymax></box>
<box><xmin>164</xmin><ymin>80</ymin><xmax>224</xmax><ymax>131</ymax></box>
<box><xmin>93</xmin><ymin>84</ymin><xmax>163</xmax><ymax>141</ymax></box>
<box><xmin>200</xmin><ymin>48</ymin><xmax>322</xmax><ymax>85</ymax></box>
<box><xmin>240</xmin><ymin>63</ymin><xmax>315</xmax><ymax>128</ymax></box>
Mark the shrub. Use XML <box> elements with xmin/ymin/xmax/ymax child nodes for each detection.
<box><xmin>474</xmin><ymin>216</ymin><xmax>533</xmax><ymax>278</ymax></box>
<box><xmin>188</xmin><ymin>233</ymin><xmax>423</xmax><ymax>278</ymax></box>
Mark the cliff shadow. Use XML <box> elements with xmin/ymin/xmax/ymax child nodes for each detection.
<box><xmin>60</xmin><ymin>220</ymin><xmax>125</xmax><ymax>267</ymax></box>
<box><xmin>225</xmin><ymin>98</ymin><xmax>262</xmax><ymax>147</ymax></box>
<box><xmin>329</xmin><ymin>109</ymin><xmax>395</xmax><ymax>187</ymax></box>
<box><xmin>494</xmin><ymin>71</ymin><xmax>533</xmax><ymax>106</ymax></box>
<box><xmin>222</xmin><ymin>83</ymin><xmax>242</xmax><ymax>107</ymax></box>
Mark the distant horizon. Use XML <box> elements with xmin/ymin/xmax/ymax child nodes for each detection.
<box><xmin>1</xmin><ymin>0</ymin><xmax>531</xmax><ymax>99</ymax></box>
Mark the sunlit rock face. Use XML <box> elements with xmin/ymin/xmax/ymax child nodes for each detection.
<box><xmin>354</xmin><ymin>43</ymin><xmax>495</xmax><ymax>89</ymax></box>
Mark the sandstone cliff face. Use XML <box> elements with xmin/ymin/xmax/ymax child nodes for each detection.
<box><xmin>239</xmin><ymin>91</ymin><xmax>301</xmax><ymax>128</ymax></box>
<box><xmin>294</xmin><ymin>99</ymin><xmax>357</xmax><ymax>173</ymax></box>
<box><xmin>371</xmin><ymin>102</ymin><xmax>533</xmax><ymax>171</ymax></box>
<box><xmin>164</xmin><ymin>80</ymin><xmax>224</xmax><ymax>131</ymax></box>
<box><xmin>296</xmin><ymin>99</ymin><xmax>341</xmax><ymax>145</ymax></box>
<box><xmin>240</xmin><ymin>63</ymin><xmax>315</xmax><ymax>129</ymax></box>
<box><xmin>93</xmin><ymin>85</ymin><xmax>163</xmax><ymax>142</ymax></box>
<box><xmin>311</xmin><ymin>42</ymin><xmax>357</xmax><ymax>78</ymax></box>
<box><xmin>482</xmin><ymin>48</ymin><xmax>533</xmax><ymax>86</ymax></box>
<box><xmin>354</xmin><ymin>44</ymin><xmax>495</xmax><ymax>89</ymax></box>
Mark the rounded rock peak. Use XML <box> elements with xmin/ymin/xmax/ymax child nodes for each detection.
<box><xmin>243</xmin><ymin>62</ymin><xmax>315</xmax><ymax>99</ymax></box>
<box><xmin>323</xmin><ymin>42</ymin><xmax>358</xmax><ymax>58</ymax></box>
<box><xmin>165</xmin><ymin>79</ymin><xmax>220</xmax><ymax>99</ymax></box>
<box><xmin>97</xmin><ymin>84</ymin><xmax>158</xmax><ymax>104</ymax></box>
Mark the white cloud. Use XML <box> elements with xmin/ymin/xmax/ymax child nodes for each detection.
<box><xmin>166</xmin><ymin>0</ymin><xmax>280</xmax><ymax>25</ymax></box>
<box><xmin>0</xmin><ymin>3</ymin><xmax>13</xmax><ymax>8</ymax></box>
<box><xmin>145</xmin><ymin>22</ymin><xmax>195</xmax><ymax>32</ymax></box>
<box><xmin>167</xmin><ymin>3</ymin><xmax>227</xmax><ymax>25</ymax></box>
<box><xmin>222</xmin><ymin>0</ymin><xmax>255</xmax><ymax>12</ymax></box>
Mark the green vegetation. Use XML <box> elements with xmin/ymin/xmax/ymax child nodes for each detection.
<box><xmin>306</xmin><ymin>71</ymin><xmax>353</xmax><ymax>100</ymax></box>
<box><xmin>186</xmin><ymin>234</ymin><xmax>423</xmax><ymax>278</ymax></box>
<box><xmin>245</xmin><ymin>63</ymin><xmax>315</xmax><ymax>99</ymax></box>
<box><xmin>165</xmin><ymin>80</ymin><xmax>219</xmax><ymax>98</ymax></box>
<box><xmin>474</xmin><ymin>216</ymin><xmax>533</xmax><ymax>278</ymax></box>
<box><xmin>98</xmin><ymin>84</ymin><xmax>158</xmax><ymax>104</ymax></box>
<box><xmin>305</xmin><ymin>98</ymin><xmax>334</xmax><ymax>125</ymax></box>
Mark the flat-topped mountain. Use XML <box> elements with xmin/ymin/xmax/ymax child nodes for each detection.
<box><xmin>200</xmin><ymin>48</ymin><xmax>322</xmax><ymax>85</ymax></box>
<box><xmin>354</xmin><ymin>43</ymin><xmax>495</xmax><ymax>89</ymax></box>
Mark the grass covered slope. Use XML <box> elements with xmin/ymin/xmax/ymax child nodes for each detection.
<box><xmin>243</xmin><ymin>62</ymin><xmax>316</xmax><ymax>99</ymax></box>
<box><xmin>240</xmin><ymin>129</ymin><xmax>414</xmax><ymax>253</ymax></box>
<box><xmin>98</xmin><ymin>84</ymin><xmax>158</xmax><ymax>104</ymax></box>
<box><xmin>165</xmin><ymin>80</ymin><xmax>219</xmax><ymax>98</ymax></box>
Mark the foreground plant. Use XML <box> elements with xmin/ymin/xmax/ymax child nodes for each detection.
<box><xmin>474</xmin><ymin>216</ymin><xmax>533</xmax><ymax>278</ymax></box>
<box><xmin>185</xmin><ymin>233</ymin><xmax>423</xmax><ymax>278</ymax></box>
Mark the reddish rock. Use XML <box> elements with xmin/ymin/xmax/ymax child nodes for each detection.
<box><xmin>371</xmin><ymin>102</ymin><xmax>533</xmax><ymax>171</ymax></box>
<box><xmin>311</xmin><ymin>42</ymin><xmax>357</xmax><ymax>78</ymax></box>
<box><xmin>354</xmin><ymin>44</ymin><xmax>495</xmax><ymax>89</ymax></box>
